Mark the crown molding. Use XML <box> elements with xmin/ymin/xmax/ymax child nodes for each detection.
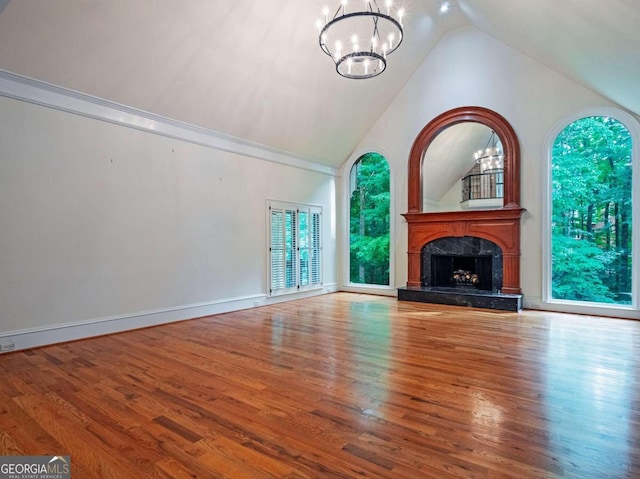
<box><xmin>0</xmin><ymin>69</ymin><xmax>337</xmax><ymax>177</ymax></box>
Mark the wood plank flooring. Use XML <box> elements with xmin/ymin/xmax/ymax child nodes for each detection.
<box><xmin>1</xmin><ymin>293</ymin><xmax>639</xmax><ymax>478</ymax></box>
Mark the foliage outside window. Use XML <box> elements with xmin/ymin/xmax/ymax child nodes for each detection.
<box><xmin>349</xmin><ymin>153</ymin><xmax>390</xmax><ymax>286</ymax></box>
<box><xmin>551</xmin><ymin>116</ymin><xmax>633</xmax><ymax>304</ymax></box>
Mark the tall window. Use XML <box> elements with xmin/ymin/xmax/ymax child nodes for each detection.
<box><xmin>269</xmin><ymin>201</ymin><xmax>322</xmax><ymax>296</ymax></box>
<box><xmin>349</xmin><ymin>153</ymin><xmax>390</xmax><ymax>285</ymax></box>
<box><xmin>551</xmin><ymin>116</ymin><xmax>633</xmax><ymax>305</ymax></box>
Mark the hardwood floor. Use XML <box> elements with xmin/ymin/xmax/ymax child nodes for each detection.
<box><xmin>1</xmin><ymin>293</ymin><xmax>639</xmax><ymax>478</ymax></box>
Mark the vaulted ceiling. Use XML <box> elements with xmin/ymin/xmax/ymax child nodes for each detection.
<box><xmin>0</xmin><ymin>0</ymin><xmax>638</xmax><ymax>167</ymax></box>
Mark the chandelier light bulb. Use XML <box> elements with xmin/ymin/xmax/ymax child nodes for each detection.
<box><xmin>334</xmin><ymin>40</ymin><xmax>342</xmax><ymax>60</ymax></box>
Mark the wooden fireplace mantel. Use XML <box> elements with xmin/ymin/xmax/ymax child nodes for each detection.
<box><xmin>403</xmin><ymin>208</ymin><xmax>525</xmax><ymax>294</ymax></box>
<box><xmin>404</xmin><ymin>106</ymin><xmax>525</xmax><ymax>296</ymax></box>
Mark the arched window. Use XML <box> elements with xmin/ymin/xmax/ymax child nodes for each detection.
<box><xmin>550</xmin><ymin>116</ymin><xmax>633</xmax><ymax>305</ymax></box>
<box><xmin>349</xmin><ymin>153</ymin><xmax>390</xmax><ymax>286</ymax></box>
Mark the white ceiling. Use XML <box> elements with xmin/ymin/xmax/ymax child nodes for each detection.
<box><xmin>0</xmin><ymin>0</ymin><xmax>638</xmax><ymax>167</ymax></box>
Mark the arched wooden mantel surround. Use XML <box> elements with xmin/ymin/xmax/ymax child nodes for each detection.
<box><xmin>403</xmin><ymin>106</ymin><xmax>525</xmax><ymax>295</ymax></box>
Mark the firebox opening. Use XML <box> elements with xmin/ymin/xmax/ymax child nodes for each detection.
<box><xmin>431</xmin><ymin>254</ymin><xmax>493</xmax><ymax>291</ymax></box>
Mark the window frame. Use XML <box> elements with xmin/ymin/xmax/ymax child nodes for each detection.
<box><xmin>268</xmin><ymin>200</ymin><xmax>322</xmax><ymax>297</ymax></box>
<box><xmin>343</xmin><ymin>150</ymin><xmax>395</xmax><ymax>292</ymax></box>
<box><xmin>542</xmin><ymin>107</ymin><xmax>640</xmax><ymax>315</ymax></box>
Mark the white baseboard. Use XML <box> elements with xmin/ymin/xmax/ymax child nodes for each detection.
<box><xmin>323</xmin><ymin>283</ymin><xmax>340</xmax><ymax>293</ymax></box>
<box><xmin>264</xmin><ymin>284</ymin><xmax>339</xmax><ymax>306</ymax></box>
<box><xmin>0</xmin><ymin>287</ymin><xmax>336</xmax><ymax>353</ymax></box>
<box><xmin>522</xmin><ymin>295</ymin><xmax>543</xmax><ymax>310</ymax></box>
<box><xmin>0</xmin><ymin>295</ymin><xmax>262</xmax><ymax>353</ymax></box>
<box><xmin>339</xmin><ymin>284</ymin><xmax>398</xmax><ymax>297</ymax></box>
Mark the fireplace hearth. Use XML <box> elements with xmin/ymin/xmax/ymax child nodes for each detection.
<box><xmin>398</xmin><ymin>286</ymin><xmax>522</xmax><ymax>311</ymax></box>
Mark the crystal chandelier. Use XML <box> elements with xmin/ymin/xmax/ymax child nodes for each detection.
<box><xmin>474</xmin><ymin>131</ymin><xmax>504</xmax><ymax>173</ymax></box>
<box><xmin>316</xmin><ymin>0</ymin><xmax>405</xmax><ymax>79</ymax></box>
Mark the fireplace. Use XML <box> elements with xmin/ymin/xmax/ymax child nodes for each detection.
<box><xmin>433</xmin><ymin>256</ymin><xmax>490</xmax><ymax>289</ymax></box>
<box><xmin>441</xmin><ymin>257</ymin><xmax>487</xmax><ymax>288</ymax></box>
<box><xmin>398</xmin><ymin>106</ymin><xmax>525</xmax><ymax>311</ymax></box>
<box><xmin>422</xmin><ymin>237</ymin><xmax>502</xmax><ymax>292</ymax></box>
<box><xmin>400</xmin><ymin>235</ymin><xmax>522</xmax><ymax>310</ymax></box>
<box><xmin>398</xmin><ymin>210</ymin><xmax>523</xmax><ymax>311</ymax></box>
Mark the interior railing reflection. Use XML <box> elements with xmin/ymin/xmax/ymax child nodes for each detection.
<box><xmin>462</xmin><ymin>169</ymin><xmax>504</xmax><ymax>202</ymax></box>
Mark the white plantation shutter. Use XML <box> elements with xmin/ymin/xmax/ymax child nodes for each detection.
<box><xmin>285</xmin><ymin>208</ymin><xmax>297</xmax><ymax>289</ymax></box>
<box><xmin>270</xmin><ymin>207</ymin><xmax>285</xmax><ymax>293</ymax></box>
<box><xmin>299</xmin><ymin>210</ymin><xmax>309</xmax><ymax>287</ymax></box>
<box><xmin>269</xmin><ymin>201</ymin><xmax>322</xmax><ymax>296</ymax></box>
<box><xmin>311</xmin><ymin>210</ymin><xmax>322</xmax><ymax>286</ymax></box>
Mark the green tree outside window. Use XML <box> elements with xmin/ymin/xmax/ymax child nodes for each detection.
<box><xmin>551</xmin><ymin>116</ymin><xmax>633</xmax><ymax>304</ymax></box>
<box><xmin>349</xmin><ymin>153</ymin><xmax>390</xmax><ymax>285</ymax></box>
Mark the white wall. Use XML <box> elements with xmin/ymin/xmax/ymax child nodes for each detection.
<box><xmin>345</xmin><ymin>26</ymin><xmax>639</xmax><ymax>318</ymax></box>
<box><xmin>0</xmin><ymin>91</ymin><xmax>338</xmax><ymax>350</ymax></box>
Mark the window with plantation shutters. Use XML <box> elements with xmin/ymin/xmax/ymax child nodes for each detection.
<box><xmin>269</xmin><ymin>201</ymin><xmax>322</xmax><ymax>296</ymax></box>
